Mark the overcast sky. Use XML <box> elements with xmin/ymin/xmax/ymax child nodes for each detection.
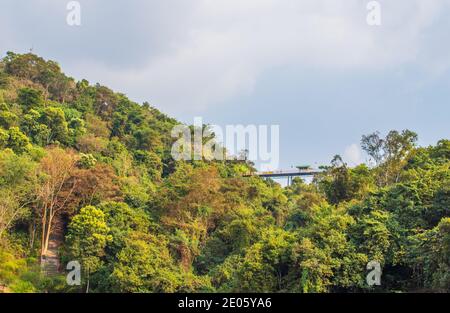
<box><xmin>1</xmin><ymin>0</ymin><xmax>450</xmax><ymax>170</ymax></box>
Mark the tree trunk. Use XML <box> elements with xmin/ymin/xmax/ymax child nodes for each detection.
<box><xmin>86</xmin><ymin>271</ymin><xmax>90</xmax><ymax>293</ymax></box>
<box><xmin>40</xmin><ymin>211</ymin><xmax>47</xmax><ymax>259</ymax></box>
<box><xmin>43</xmin><ymin>211</ymin><xmax>54</xmax><ymax>255</ymax></box>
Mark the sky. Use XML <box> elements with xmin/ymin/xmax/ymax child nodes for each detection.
<box><xmin>1</xmin><ymin>0</ymin><xmax>450</xmax><ymax>171</ymax></box>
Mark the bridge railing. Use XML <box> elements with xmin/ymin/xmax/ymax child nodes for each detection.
<box><xmin>243</xmin><ymin>168</ymin><xmax>323</xmax><ymax>177</ymax></box>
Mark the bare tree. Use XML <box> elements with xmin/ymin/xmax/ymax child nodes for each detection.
<box><xmin>361</xmin><ymin>130</ymin><xmax>418</xmax><ymax>186</ymax></box>
<box><xmin>36</xmin><ymin>147</ymin><xmax>78</xmax><ymax>259</ymax></box>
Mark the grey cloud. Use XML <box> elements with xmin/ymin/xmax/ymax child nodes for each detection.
<box><xmin>0</xmin><ymin>0</ymin><xmax>196</xmax><ymax>69</ymax></box>
<box><xmin>2</xmin><ymin>0</ymin><xmax>450</xmax><ymax>115</ymax></box>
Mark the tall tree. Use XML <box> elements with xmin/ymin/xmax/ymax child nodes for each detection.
<box><xmin>361</xmin><ymin>130</ymin><xmax>418</xmax><ymax>185</ymax></box>
<box><xmin>66</xmin><ymin>205</ymin><xmax>112</xmax><ymax>292</ymax></box>
<box><xmin>36</xmin><ymin>147</ymin><xmax>78</xmax><ymax>259</ymax></box>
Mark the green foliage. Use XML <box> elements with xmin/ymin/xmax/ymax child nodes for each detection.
<box><xmin>109</xmin><ymin>232</ymin><xmax>182</xmax><ymax>292</ymax></box>
<box><xmin>0</xmin><ymin>128</ymin><xmax>8</xmax><ymax>148</ymax></box>
<box><xmin>38</xmin><ymin>107</ymin><xmax>69</xmax><ymax>144</ymax></box>
<box><xmin>0</xmin><ymin>110</ymin><xmax>18</xmax><ymax>129</ymax></box>
<box><xmin>99</xmin><ymin>201</ymin><xmax>149</xmax><ymax>255</ymax></box>
<box><xmin>78</xmin><ymin>153</ymin><xmax>97</xmax><ymax>169</ymax></box>
<box><xmin>407</xmin><ymin>217</ymin><xmax>450</xmax><ymax>291</ymax></box>
<box><xmin>6</xmin><ymin>127</ymin><xmax>32</xmax><ymax>154</ymax></box>
<box><xmin>66</xmin><ymin>206</ymin><xmax>112</xmax><ymax>275</ymax></box>
<box><xmin>318</xmin><ymin>156</ymin><xmax>375</xmax><ymax>204</ymax></box>
<box><xmin>293</xmin><ymin>205</ymin><xmax>368</xmax><ymax>292</ymax></box>
<box><xmin>0</xmin><ymin>250</ymin><xmax>41</xmax><ymax>293</ymax></box>
<box><xmin>18</xmin><ymin>88</ymin><xmax>44</xmax><ymax>110</ymax></box>
<box><xmin>0</xmin><ymin>52</ymin><xmax>448</xmax><ymax>294</ymax></box>
<box><xmin>0</xmin><ymin>149</ymin><xmax>36</xmax><ymax>239</ymax></box>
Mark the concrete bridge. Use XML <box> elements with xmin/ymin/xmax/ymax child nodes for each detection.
<box><xmin>244</xmin><ymin>167</ymin><xmax>323</xmax><ymax>186</ymax></box>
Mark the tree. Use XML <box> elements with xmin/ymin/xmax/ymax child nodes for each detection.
<box><xmin>361</xmin><ymin>130</ymin><xmax>418</xmax><ymax>186</ymax></box>
<box><xmin>293</xmin><ymin>205</ymin><xmax>368</xmax><ymax>292</ymax></box>
<box><xmin>36</xmin><ymin>147</ymin><xmax>79</xmax><ymax>259</ymax></box>
<box><xmin>98</xmin><ymin>201</ymin><xmax>149</xmax><ymax>256</ymax></box>
<box><xmin>38</xmin><ymin>107</ymin><xmax>69</xmax><ymax>144</ymax></box>
<box><xmin>66</xmin><ymin>205</ymin><xmax>112</xmax><ymax>292</ymax></box>
<box><xmin>18</xmin><ymin>88</ymin><xmax>44</xmax><ymax>110</ymax></box>
<box><xmin>0</xmin><ymin>150</ymin><xmax>36</xmax><ymax>240</ymax></box>
<box><xmin>408</xmin><ymin>218</ymin><xmax>450</xmax><ymax>291</ymax></box>
<box><xmin>361</xmin><ymin>131</ymin><xmax>384</xmax><ymax>165</ymax></box>
<box><xmin>70</xmin><ymin>164</ymin><xmax>122</xmax><ymax>209</ymax></box>
<box><xmin>157</xmin><ymin>165</ymin><xmax>225</xmax><ymax>269</ymax></box>
<box><xmin>133</xmin><ymin>150</ymin><xmax>163</xmax><ymax>181</ymax></box>
<box><xmin>0</xmin><ymin>110</ymin><xmax>19</xmax><ymax>129</ymax></box>
<box><xmin>318</xmin><ymin>155</ymin><xmax>350</xmax><ymax>204</ymax></box>
<box><xmin>20</xmin><ymin>109</ymin><xmax>50</xmax><ymax>146</ymax></box>
<box><xmin>0</xmin><ymin>128</ymin><xmax>8</xmax><ymax>149</ymax></box>
<box><xmin>7</xmin><ymin>127</ymin><xmax>32</xmax><ymax>154</ymax></box>
<box><xmin>3</xmin><ymin>52</ymin><xmax>76</xmax><ymax>102</ymax></box>
<box><xmin>110</xmin><ymin>232</ymin><xmax>181</xmax><ymax>292</ymax></box>
<box><xmin>234</xmin><ymin>228</ymin><xmax>295</xmax><ymax>292</ymax></box>
<box><xmin>317</xmin><ymin>156</ymin><xmax>375</xmax><ymax>204</ymax></box>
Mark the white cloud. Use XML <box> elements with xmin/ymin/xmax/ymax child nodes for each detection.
<box><xmin>3</xmin><ymin>0</ymin><xmax>450</xmax><ymax>115</ymax></box>
<box><xmin>343</xmin><ymin>143</ymin><xmax>363</xmax><ymax>166</ymax></box>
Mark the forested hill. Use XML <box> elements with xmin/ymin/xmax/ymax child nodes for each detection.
<box><xmin>0</xmin><ymin>52</ymin><xmax>449</xmax><ymax>293</ymax></box>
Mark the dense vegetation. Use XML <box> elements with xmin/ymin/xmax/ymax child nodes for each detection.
<box><xmin>0</xmin><ymin>52</ymin><xmax>448</xmax><ymax>293</ymax></box>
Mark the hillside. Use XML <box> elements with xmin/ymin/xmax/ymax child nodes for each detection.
<box><xmin>0</xmin><ymin>52</ymin><xmax>449</xmax><ymax>293</ymax></box>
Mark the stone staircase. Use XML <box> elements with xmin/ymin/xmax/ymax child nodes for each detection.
<box><xmin>41</xmin><ymin>216</ymin><xmax>64</xmax><ymax>276</ymax></box>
